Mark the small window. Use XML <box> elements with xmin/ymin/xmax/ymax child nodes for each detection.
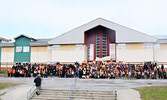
<box><xmin>154</xmin><ymin>44</ymin><xmax>160</xmax><ymax>50</ymax></box>
<box><xmin>96</xmin><ymin>35</ymin><xmax>100</xmax><ymax>57</ymax></box>
<box><xmin>102</xmin><ymin>34</ymin><xmax>107</xmax><ymax>57</ymax></box>
<box><xmin>76</xmin><ymin>45</ymin><xmax>82</xmax><ymax>51</ymax></box>
<box><xmin>143</xmin><ymin>43</ymin><xmax>152</xmax><ymax>50</ymax></box>
<box><xmin>16</xmin><ymin>46</ymin><xmax>22</xmax><ymax>52</ymax></box>
<box><xmin>47</xmin><ymin>46</ymin><xmax>51</xmax><ymax>52</ymax></box>
<box><xmin>23</xmin><ymin>46</ymin><xmax>29</xmax><ymax>52</ymax></box>
<box><xmin>53</xmin><ymin>45</ymin><xmax>60</xmax><ymax>51</ymax></box>
<box><xmin>118</xmin><ymin>44</ymin><xmax>126</xmax><ymax>50</ymax></box>
<box><xmin>88</xmin><ymin>44</ymin><xmax>94</xmax><ymax>60</ymax></box>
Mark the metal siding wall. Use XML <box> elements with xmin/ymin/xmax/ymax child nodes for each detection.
<box><xmin>31</xmin><ymin>52</ymin><xmax>50</xmax><ymax>63</ymax></box>
<box><xmin>51</xmin><ymin>45</ymin><xmax>86</xmax><ymax>63</ymax></box>
<box><xmin>31</xmin><ymin>46</ymin><xmax>47</xmax><ymax>52</ymax></box>
<box><xmin>116</xmin><ymin>43</ymin><xmax>154</xmax><ymax>62</ymax></box>
<box><xmin>154</xmin><ymin>44</ymin><xmax>167</xmax><ymax>62</ymax></box>
<box><xmin>160</xmin><ymin>44</ymin><xmax>167</xmax><ymax>50</ymax></box>
<box><xmin>116</xmin><ymin>49</ymin><xmax>153</xmax><ymax>62</ymax></box>
<box><xmin>126</xmin><ymin>43</ymin><xmax>143</xmax><ymax>50</ymax></box>
<box><xmin>14</xmin><ymin>36</ymin><xmax>31</xmax><ymax>63</ymax></box>
<box><xmin>1</xmin><ymin>47</ymin><xmax>14</xmax><ymax>65</ymax></box>
<box><xmin>31</xmin><ymin>46</ymin><xmax>50</xmax><ymax>63</ymax></box>
<box><xmin>60</xmin><ymin>45</ymin><xmax>75</xmax><ymax>51</ymax></box>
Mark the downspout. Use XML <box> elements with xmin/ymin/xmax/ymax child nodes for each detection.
<box><xmin>153</xmin><ymin>43</ymin><xmax>155</xmax><ymax>63</ymax></box>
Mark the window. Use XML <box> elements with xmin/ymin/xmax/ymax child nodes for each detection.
<box><xmin>154</xmin><ymin>44</ymin><xmax>160</xmax><ymax>50</ymax></box>
<box><xmin>143</xmin><ymin>43</ymin><xmax>152</xmax><ymax>50</ymax></box>
<box><xmin>23</xmin><ymin>46</ymin><xmax>29</xmax><ymax>52</ymax></box>
<box><xmin>102</xmin><ymin>34</ymin><xmax>107</xmax><ymax>57</ymax></box>
<box><xmin>109</xmin><ymin>44</ymin><xmax>116</xmax><ymax>60</ymax></box>
<box><xmin>53</xmin><ymin>45</ymin><xmax>60</xmax><ymax>51</ymax></box>
<box><xmin>76</xmin><ymin>45</ymin><xmax>82</xmax><ymax>51</ymax></box>
<box><xmin>47</xmin><ymin>46</ymin><xmax>51</xmax><ymax>52</ymax></box>
<box><xmin>16</xmin><ymin>46</ymin><xmax>22</xmax><ymax>52</ymax></box>
<box><xmin>118</xmin><ymin>44</ymin><xmax>126</xmax><ymax>50</ymax></box>
<box><xmin>88</xmin><ymin>44</ymin><xmax>94</xmax><ymax>60</ymax></box>
<box><xmin>96</xmin><ymin>35</ymin><xmax>100</xmax><ymax>57</ymax></box>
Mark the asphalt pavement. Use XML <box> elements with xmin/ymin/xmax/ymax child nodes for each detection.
<box><xmin>0</xmin><ymin>77</ymin><xmax>167</xmax><ymax>90</ymax></box>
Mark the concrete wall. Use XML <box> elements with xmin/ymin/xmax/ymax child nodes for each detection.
<box><xmin>51</xmin><ymin>44</ymin><xmax>86</xmax><ymax>63</ymax></box>
<box><xmin>31</xmin><ymin>46</ymin><xmax>51</xmax><ymax>63</ymax></box>
<box><xmin>116</xmin><ymin>43</ymin><xmax>153</xmax><ymax>63</ymax></box>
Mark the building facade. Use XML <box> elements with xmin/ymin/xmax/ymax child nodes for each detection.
<box><xmin>0</xmin><ymin>18</ymin><xmax>167</xmax><ymax>67</ymax></box>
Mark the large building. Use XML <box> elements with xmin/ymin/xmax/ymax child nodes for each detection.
<box><xmin>0</xmin><ymin>18</ymin><xmax>167</xmax><ymax>67</ymax></box>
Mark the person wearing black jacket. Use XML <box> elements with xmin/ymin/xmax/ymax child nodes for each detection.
<box><xmin>161</xmin><ymin>64</ymin><xmax>164</xmax><ymax>71</ymax></box>
<box><xmin>34</xmin><ymin>74</ymin><xmax>42</xmax><ymax>95</ymax></box>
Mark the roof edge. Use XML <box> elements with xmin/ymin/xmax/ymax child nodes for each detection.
<box><xmin>14</xmin><ymin>34</ymin><xmax>36</xmax><ymax>41</ymax></box>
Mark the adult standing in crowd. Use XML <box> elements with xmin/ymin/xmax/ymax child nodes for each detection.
<box><xmin>161</xmin><ymin>64</ymin><xmax>164</xmax><ymax>71</ymax></box>
<box><xmin>34</xmin><ymin>74</ymin><xmax>42</xmax><ymax>95</ymax></box>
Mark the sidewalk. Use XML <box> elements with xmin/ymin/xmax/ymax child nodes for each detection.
<box><xmin>117</xmin><ymin>89</ymin><xmax>141</xmax><ymax>100</ymax></box>
<box><xmin>0</xmin><ymin>84</ymin><xmax>32</xmax><ymax>100</ymax></box>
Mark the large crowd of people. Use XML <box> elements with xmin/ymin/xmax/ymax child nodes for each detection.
<box><xmin>7</xmin><ymin>61</ymin><xmax>167</xmax><ymax>79</ymax></box>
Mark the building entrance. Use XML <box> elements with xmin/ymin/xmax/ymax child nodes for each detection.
<box><xmin>84</xmin><ymin>25</ymin><xmax>116</xmax><ymax>61</ymax></box>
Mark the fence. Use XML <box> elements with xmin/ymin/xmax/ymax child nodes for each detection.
<box><xmin>27</xmin><ymin>85</ymin><xmax>36</xmax><ymax>100</ymax></box>
<box><xmin>68</xmin><ymin>77</ymin><xmax>77</xmax><ymax>100</ymax></box>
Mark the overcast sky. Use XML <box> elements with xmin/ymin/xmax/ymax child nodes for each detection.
<box><xmin>0</xmin><ymin>0</ymin><xmax>167</xmax><ymax>39</ymax></box>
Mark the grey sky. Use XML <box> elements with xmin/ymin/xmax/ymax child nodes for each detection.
<box><xmin>0</xmin><ymin>0</ymin><xmax>167</xmax><ymax>39</ymax></box>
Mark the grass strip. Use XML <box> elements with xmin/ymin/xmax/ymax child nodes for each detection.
<box><xmin>0</xmin><ymin>71</ymin><xmax>6</xmax><ymax>74</ymax></box>
<box><xmin>0</xmin><ymin>82</ymin><xmax>20</xmax><ymax>90</ymax></box>
<box><xmin>135</xmin><ymin>85</ymin><xmax>167</xmax><ymax>100</ymax></box>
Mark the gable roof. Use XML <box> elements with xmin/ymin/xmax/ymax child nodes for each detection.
<box><xmin>49</xmin><ymin>18</ymin><xmax>157</xmax><ymax>44</ymax></box>
<box><xmin>0</xmin><ymin>37</ymin><xmax>9</xmax><ymax>42</ymax></box>
<box><xmin>14</xmin><ymin>34</ymin><xmax>36</xmax><ymax>41</ymax></box>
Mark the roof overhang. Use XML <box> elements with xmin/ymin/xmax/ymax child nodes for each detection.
<box><xmin>0</xmin><ymin>43</ymin><xmax>15</xmax><ymax>47</ymax></box>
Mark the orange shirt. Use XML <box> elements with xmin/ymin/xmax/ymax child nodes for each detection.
<box><xmin>8</xmin><ymin>69</ymin><xmax>12</xmax><ymax>73</ymax></box>
<box><xmin>42</xmin><ymin>66</ymin><xmax>45</xmax><ymax>69</ymax></box>
<box><xmin>12</xmin><ymin>69</ymin><xmax>15</xmax><ymax>74</ymax></box>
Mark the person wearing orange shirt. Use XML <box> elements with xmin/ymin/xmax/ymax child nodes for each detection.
<box><xmin>8</xmin><ymin>69</ymin><xmax>12</xmax><ymax>77</ymax></box>
<box><xmin>42</xmin><ymin>65</ymin><xmax>44</xmax><ymax>70</ymax></box>
<box><xmin>12</xmin><ymin>69</ymin><xmax>15</xmax><ymax>77</ymax></box>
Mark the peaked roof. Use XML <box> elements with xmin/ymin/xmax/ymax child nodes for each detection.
<box><xmin>49</xmin><ymin>18</ymin><xmax>157</xmax><ymax>44</ymax></box>
<box><xmin>0</xmin><ymin>37</ymin><xmax>9</xmax><ymax>42</ymax></box>
<box><xmin>14</xmin><ymin>34</ymin><xmax>36</xmax><ymax>41</ymax></box>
